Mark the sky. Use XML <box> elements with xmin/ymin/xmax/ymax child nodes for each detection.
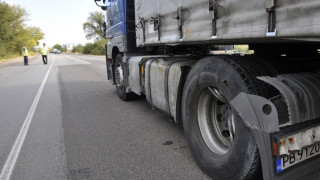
<box><xmin>4</xmin><ymin>0</ymin><xmax>104</xmax><ymax>47</ymax></box>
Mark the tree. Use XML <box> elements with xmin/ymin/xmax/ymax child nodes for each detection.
<box><xmin>27</xmin><ymin>26</ymin><xmax>44</xmax><ymax>46</ymax></box>
<box><xmin>80</xmin><ymin>11</ymin><xmax>107</xmax><ymax>55</ymax></box>
<box><xmin>61</xmin><ymin>44</ymin><xmax>67</xmax><ymax>52</ymax></box>
<box><xmin>0</xmin><ymin>2</ymin><xmax>44</xmax><ymax>58</ymax></box>
<box><xmin>53</xmin><ymin>44</ymin><xmax>62</xmax><ymax>51</ymax></box>
<box><xmin>52</xmin><ymin>44</ymin><xmax>67</xmax><ymax>52</ymax></box>
<box><xmin>83</xmin><ymin>11</ymin><xmax>104</xmax><ymax>41</ymax></box>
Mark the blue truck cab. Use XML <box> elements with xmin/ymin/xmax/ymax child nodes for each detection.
<box><xmin>105</xmin><ymin>0</ymin><xmax>126</xmax><ymax>39</ymax></box>
<box><xmin>104</xmin><ymin>0</ymin><xmax>137</xmax><ymax>55</ymax></box>
<box><xmin>103</xmin><ymin>0</ymin><xmax>140</xmax><ymax>84</ymax></box>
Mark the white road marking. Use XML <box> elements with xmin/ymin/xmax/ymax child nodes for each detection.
<box><xmin>0</xmin><ymin>55</ymin><xmax>56</xmax><ymax>180</ymax></box>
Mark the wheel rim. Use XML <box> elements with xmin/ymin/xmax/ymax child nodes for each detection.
<box><xmin>115</xmin><ymin>65</ymin><xmax>124</xmax><ymax>88</ymax></box>
<box><xmin>197</xmin><ymin>87</ymin><xmax>235</xmax><ymax>155</ymax></box>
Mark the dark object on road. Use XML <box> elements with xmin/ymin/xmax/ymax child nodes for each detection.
<box><xmin>67</xmin><ymin>168</ymin><xmax>91</xmax><ymax>180</ymax></box>
<box><xmin>162</xmin><ymin>141</ymin><xmax>173</xmax><ymax>145</ymax></box>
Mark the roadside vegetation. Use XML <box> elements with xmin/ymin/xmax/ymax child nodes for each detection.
<box><xmin>76</xmin><ymin>11</ymin><xmax>107</xmax><ymax>55</ymax></box>
<box><xmin>52</xmin><ymin>44</ymin><xmax>67</xmax><ymax>53</ymax></box>
<box><xmin>234</xmin><ymin>45</ymin><xmax>254</xmax><ymax>54</ymax></box>
<box><xmin>0</xmin><ymin>2</ymin><xmax>44</xmax><ymax>60</ymax></box>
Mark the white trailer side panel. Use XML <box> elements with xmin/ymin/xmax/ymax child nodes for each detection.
<box><xmin>135</xmin><ymin>0</ymin><xmax>320</xmax><ymax>46</ymax></box>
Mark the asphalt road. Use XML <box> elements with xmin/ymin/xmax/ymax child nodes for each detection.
<box><xmin>0</xmin><ymin>54</ymin><xmax>210</xmax><ymax>180</ymax></box>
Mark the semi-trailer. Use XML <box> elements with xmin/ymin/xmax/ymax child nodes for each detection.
<box><xmin>94</xmin><ymin>0</ymin><xmax>320</xmax><ymax>179</ymax></box>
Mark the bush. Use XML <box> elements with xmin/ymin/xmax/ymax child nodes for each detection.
<box><xmin>72</xmin><ymin>44</ymin><xmax>84</xmax><ymax>53</ymax></box>
<box><xmin>82</xmin><ymin>39</ymin><xmax>107</xmax><ymax>55</ymax></box>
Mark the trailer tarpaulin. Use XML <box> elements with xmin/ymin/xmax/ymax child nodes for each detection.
<box><xmin>134</xmin><ymin>0</ymin><xmax>320</xmax><ymax>46</ymax></box>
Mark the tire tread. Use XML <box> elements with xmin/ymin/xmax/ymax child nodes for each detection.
<box><xmin>218</xmin><ymin>56</ymin><xmax>277</xmax><ymax>179</ymax></box>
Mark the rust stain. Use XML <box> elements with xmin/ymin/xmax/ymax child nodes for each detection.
<box><xmin>141</xmin><ymin>65</ymin><xmax>144</xmax><ymax>75</ymax></box>
<box><xmin>185</xmin><ymin>28</ymin><xmax>190</xmax><ymax>37</ymax></box>
<box><xmin>158</xmin><ymin>66</ymin><xmax>165</xmax><ymax>72</ymax></box>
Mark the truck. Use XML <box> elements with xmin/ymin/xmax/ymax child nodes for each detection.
<box><xmin>93</xmin><ymin>0</ymin><xmax>320</xmax><ymax>179</ymax></box>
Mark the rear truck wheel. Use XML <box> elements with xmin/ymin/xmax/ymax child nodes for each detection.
<box><xmin>114</xmin><ymin>54</ymin><xmax>134</xmax><ymax>101</ymax></box>
<box><xmin>182</xmin><ymin>56</ymin><xmax>276</xmax><ymax>180</ymax></box>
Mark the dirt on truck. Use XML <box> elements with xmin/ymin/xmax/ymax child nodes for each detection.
<box><xmin>93</xmin><ymin>0</ymin><xmax>320</xmax><ymax>179</ymax></box>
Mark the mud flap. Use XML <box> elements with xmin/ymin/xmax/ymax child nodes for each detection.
<box><xmin>231</xmin><ymin>93</ymin><xmax>279</xmax><ymax>180</ymax></box>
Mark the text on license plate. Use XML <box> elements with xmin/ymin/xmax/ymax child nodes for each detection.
<box><xmin>276</xmin><ymin>143</ymin><xmax>320</xmax><ymax>173</ymax></box>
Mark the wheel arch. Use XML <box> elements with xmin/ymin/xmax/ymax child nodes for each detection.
<box><xmin>112</xmin><ymin>46</ymin><xmax>120</xmax><ymax>61</ymax></box>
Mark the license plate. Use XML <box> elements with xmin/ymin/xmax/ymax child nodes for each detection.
<box><xmin>276</xmin><ymin>143</ymin><xmax>320</xmax><ymax>173</ymax></box>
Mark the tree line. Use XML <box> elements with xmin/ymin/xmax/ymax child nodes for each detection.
<box><xmin>70</xmin><ymin>11</ymin><xmax>107</xmax><ymax>55</ymax></box>
<box><xmin>0</xmin><ymin>2</ymin><xmax>44</xmax><ymax>59</ymax></box>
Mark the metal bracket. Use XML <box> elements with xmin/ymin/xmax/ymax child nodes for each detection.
<box><xmin>173</xmin><ymin>7</ymin><xmax>184</xmax><ymax>39</ymax></box>
<box><xmin>136</xmin><ymin>17</ymin><xmax>146</xmax><ymax>43</ymax></box>
<box><xmin>209</xmin><ymin>0</ymin><xmax>222</xmax><ymax>36</ymax></box>
<box><xmin>266</xmin><ymin>29</ymin><xmax>277</xmax><ymax>37</ymax></box>
<box><xmin>151</xmin><ymin>14</ymin><xmax>161</xmax><ymax>41</ymax></box>
<box><xmin>266</xmin><ymin>0</ymin><xmax>275</xmax><ymax>9</ymax></box>
<box><xmin>231</xmin><ymin>93</ymin><xmax>279</xmax><ymax>180</ymax></box>
<box><xmin>231</xmin><ymin>93</ymin><xmax>279</xmax><ymax>133</ymax></box>
<box><xmin>266</xmin><ymin>0</ymin><xmax>276</xmax><ymax>36</ymax></box>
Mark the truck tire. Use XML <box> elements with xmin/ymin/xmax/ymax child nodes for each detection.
<box><xmin>114</xmin><ymin>54</ymin><xmax>134</xmax><ymax>101</ymax></box>
<box><xmin>182</xmin><ymin>56</ymin><xmax>273</xmax><ymax>180</ymax></box>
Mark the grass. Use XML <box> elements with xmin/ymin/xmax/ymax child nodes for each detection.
<box><xmin>0</xmin><ymin>52</ymin><xmax>38</xmax><ymax>62</ymax></box>
<box><xmin>0</xmin><ymin>53</ymin><xmax>20</xmax><ymax>62</ymax></box>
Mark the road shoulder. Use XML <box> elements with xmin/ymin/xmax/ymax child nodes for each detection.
<box><xmin>0</xmin><ymin>55</ymin><xmax>40</xmax><ymax>68</ymax></box>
